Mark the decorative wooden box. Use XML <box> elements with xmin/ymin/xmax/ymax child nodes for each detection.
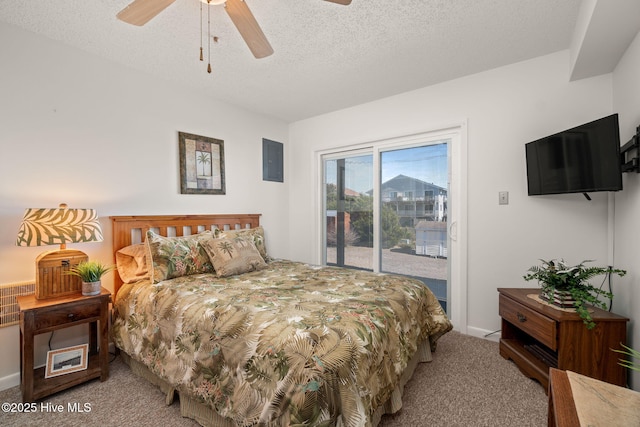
<box><xmin>35</xmin><ymin>249</ymin><xmax>87</xmax><ymax>299</ymax></box>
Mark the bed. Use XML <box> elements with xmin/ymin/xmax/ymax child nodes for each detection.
<box><xmin>110</xmin><ymin>214</ymin><xmax>452</xmax><ymax>427</ymax></box>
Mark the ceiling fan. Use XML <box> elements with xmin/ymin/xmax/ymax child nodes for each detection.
<box><xmin>116</xmin><ymin>0</ymin><xmax>352</xmax><ymax>59</ymax></box>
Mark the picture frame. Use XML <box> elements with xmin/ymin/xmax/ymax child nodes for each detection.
<box><xmin>179</xmin><ymin>132</ymin><xmax>226</xmax><ymax>195</ymax></box>
<box><xmin>45</xmin><ymin>344</ymin><xmax>88</xmax><ymax>378</ymax></box>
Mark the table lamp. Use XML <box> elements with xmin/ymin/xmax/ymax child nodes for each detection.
<box><xmin>16</xmin><ymin>203</ymin><xmax>103</xmax><ymax>299</ymax></box>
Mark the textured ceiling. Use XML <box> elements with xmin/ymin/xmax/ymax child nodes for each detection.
<box><xmin>0</xmin><ymin>0</ymin><xmax>582</xmax><ymax>122</ymax></box>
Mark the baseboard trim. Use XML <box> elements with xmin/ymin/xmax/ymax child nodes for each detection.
<box><xmin>466</xmin><ymin>325</ymin><xmax>501</xmax><ymax>342</ymax></box>
<box><xmin>0</xmin><ymin>372</ymin><xmax>20</xmax><ymax>392</ymax></box>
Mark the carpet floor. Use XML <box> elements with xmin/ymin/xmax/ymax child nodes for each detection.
<box><xmin>0</xmin><ymin>331</ymin><xmax>547</xmax><ymax>426</ymax></box>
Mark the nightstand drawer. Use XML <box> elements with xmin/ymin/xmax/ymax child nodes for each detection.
<box><xmin>499</xmin><ymin>294</ymin><xmax>557</xmax><ymax>350</ymax></box>
<box><xmin>33</xmin><ymin>301</ymin><xmax>101</xmax><ymax>330</ymax></box>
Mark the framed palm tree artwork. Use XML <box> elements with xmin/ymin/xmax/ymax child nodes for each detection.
<box><xmin>179</xmin><ymin>131</ymin><xmax>225</xmax><ymax>194</ymax></box>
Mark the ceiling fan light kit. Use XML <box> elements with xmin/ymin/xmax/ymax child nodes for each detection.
<box><xmin>117</xmin><ymin>0</ymin><xmax>351</xmax><ymax>72</ymax></box>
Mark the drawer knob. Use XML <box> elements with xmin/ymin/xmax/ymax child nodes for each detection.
<box><xmin>517</xmin><ymin>313</ymin><xmax>526</xmax><ymax>322</ymax></box>
<box><xmin>68</xmin><ymin>313</ymin><xmax>75</xmax><ymax>319</ymax></box>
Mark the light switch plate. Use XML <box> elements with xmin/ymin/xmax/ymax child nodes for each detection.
<box><xmin>499</xmin><ymin>191</ymin><xmax>509</xmax><ymax>205</ymax></box>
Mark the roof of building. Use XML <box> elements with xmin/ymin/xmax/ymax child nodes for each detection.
<box><xmin>367</xmin><ymin>174</ymin><xmax>447</xmax><ymax>195</ymax></box>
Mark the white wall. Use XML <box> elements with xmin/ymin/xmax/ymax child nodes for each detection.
<box><xmin>0</xmin><ymin>23</ymin><xmax>290</xmax><ymax>388</ymax></box>
<box><xmin>612</xmin><ymin>30</ymin><xmax>640</xmax><ymax>390</ymax></box>
<box><xmin>289</xmin><ymin>50</ymin><xmax>616</xmax><ymax>337</ymax></box>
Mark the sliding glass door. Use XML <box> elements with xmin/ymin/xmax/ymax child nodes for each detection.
<box><xmin>322</xmin><ymin>141</ymin><xmax>450</xmax><ymax>311</ymax></box>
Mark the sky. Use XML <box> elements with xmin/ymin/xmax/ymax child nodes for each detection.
<box><xmin>324</xmin><ymin>142</ymin><xmax>449</xmax><ymax>193</ymax></box>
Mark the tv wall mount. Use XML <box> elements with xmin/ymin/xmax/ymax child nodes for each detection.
<box><xmin>621</xmin><ymin>124</ymin><xmax>640</xmax><ymax>173</ymax></box>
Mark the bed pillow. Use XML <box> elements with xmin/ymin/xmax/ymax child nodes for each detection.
<box><xmin>213</xmin><ymin>226</ymin><xmax>270</xmax><ymax>262</ymax></box>
<box><xmin>115</xmin><ymin>243</ymin><xmax>150</xmax><ymax>284</ymax></box>
<box><xmin>145</xmin><ymin>230</ymin><xmax>215</xmax><ymax>282</ymax></box>
<box><xmin>202</xmin><ymin>235</ymin><xmax>267</xmax><ymax>277</ymax></box>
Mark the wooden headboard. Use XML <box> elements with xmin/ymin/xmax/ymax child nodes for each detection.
<box><xmin>109</xmin><ymin>214</ymin><xmax>261</xmax><ymax>296</ymax></box>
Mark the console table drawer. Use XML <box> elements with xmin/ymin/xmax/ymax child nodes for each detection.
<box><xmin>499</xmin><ymin>294</ymin><xmax>556</xmax><ymax>350</ymax></box>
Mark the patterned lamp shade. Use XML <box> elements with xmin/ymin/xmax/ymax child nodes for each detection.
<box><xmin>16</xmin><ymin>204</ymin><xmax>103</xmax><ymax>248</ymax></box>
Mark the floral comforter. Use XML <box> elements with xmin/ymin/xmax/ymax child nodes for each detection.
<box><xmin>112</xmin><ymin>260</ymin><xmax>452</xmax><ymax>427</ymax></box>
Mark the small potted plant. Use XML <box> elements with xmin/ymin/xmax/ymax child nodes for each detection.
<box><xmin>67</xmin><ymin>260</ymin><xmax>115</xmax><ymax>296</ymax></box>
<box><xmin>523</xmin><ymin>259</ymin><xmax>626</xmax><ymax>329</ymax></box>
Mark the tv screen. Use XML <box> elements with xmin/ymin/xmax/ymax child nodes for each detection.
<box><xmin>526</xmin><ymin>114</ymin><xmax>622</xmax><ymax>196</ymax></box>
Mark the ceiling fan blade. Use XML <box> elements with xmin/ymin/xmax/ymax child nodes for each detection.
<box><xmin>324</xmin><ymin>0</ymin><xmax>352</xmax><ymax>5</ymax></box>
<box><xmin>116</xmin><ymin>0</ymin><xmax>177</xmax><ymax>26</ymax></box>
<box><xmin>225</xmin><ymin>0</ymin><xmax>274</xmax><ymax>59</ymax></box>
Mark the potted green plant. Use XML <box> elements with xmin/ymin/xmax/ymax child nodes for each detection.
<box><xmin>66</xmin><ymin>260</ymin><xmax>115</xmax><ymax>296</ymax></box>
<box><xmin>523</xmin><ymin>259</ymin><xmax>626</xmax><ymax>329</ymax></box>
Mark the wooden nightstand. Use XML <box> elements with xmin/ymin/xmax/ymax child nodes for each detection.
<box><xmin>17</xmin><ymin>288</ymin><xmax>111</xmax><ymax>402</ymax></box>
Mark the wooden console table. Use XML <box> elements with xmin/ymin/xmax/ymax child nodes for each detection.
<box><xmin>548</xmin><ymin>368</ymin><xmax>640</xmax><ymax>427</ymax></box>
<box><xmin>498</xmin><ymin>288</ymin><xmax>627</xmax><ymax>391</ymax></box>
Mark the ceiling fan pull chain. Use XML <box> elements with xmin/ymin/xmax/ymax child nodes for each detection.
<box><xmin>199</xmin><ymin>1</ymin><xmax>204</xmax><ymax>61</ymax></box>
<box><xmin>207</xmin><ymin>0</ymin><xmax>212</xmax><ymax>73</ymax></box>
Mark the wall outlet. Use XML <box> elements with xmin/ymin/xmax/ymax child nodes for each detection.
<box><xmin>499</xmin><ymin>191</ymin><xmax>509</xmax><ymax>205</ymax></box>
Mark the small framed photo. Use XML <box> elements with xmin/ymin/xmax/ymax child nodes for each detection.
<box><xmin>45</xmin><ymin>344</ymin><xmax>88</xmax><ymax>378</ymax></box>
<box><xmin>179</xmin><ymin>131</ymin><xmax>226</xmax><ymax>195</ymax></box>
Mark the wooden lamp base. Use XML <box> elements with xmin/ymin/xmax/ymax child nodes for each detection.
<box><xmin>35</xmin><ymin>249</ymin><xmax>88</xmax><ymax>299</ymax></box>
